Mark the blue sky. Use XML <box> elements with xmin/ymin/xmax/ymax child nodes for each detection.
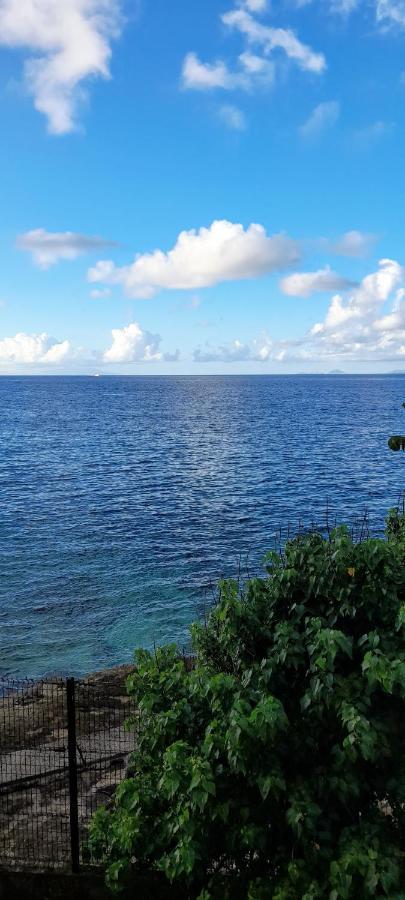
<box><xmin>0</xmin><ymin>0</ymin><xmax>405</xmax><ymax>373</ymax></box>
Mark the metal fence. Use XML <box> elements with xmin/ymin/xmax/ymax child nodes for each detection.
<box><xmin>0</xmin><ymin>673</ymin><xmax>136</xmax><ymax>872</ymax></box>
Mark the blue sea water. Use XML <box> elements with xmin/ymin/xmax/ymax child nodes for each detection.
<box><xmin>0</xmin><ymin>374</ymin><xmax>404</xmax><ymax>679</ymax></box>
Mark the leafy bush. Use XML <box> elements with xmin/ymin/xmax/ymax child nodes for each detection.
<box><xmin>388</xmin><ymin>401</ymin><xmax>405</xmax><ymax>451</ymax></box>
<box><xmin>386</xmin><ymin>504</ymin><xmax>405</xmax><ymax>558</ymax></box>
<box><xmin>89</xmin><ymin>522</ymin><xmax>405</xmax><ymax>898</ymax></box>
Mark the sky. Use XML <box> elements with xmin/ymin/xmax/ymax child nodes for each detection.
<box><xmin>0</xmin><ymin>0</ymin><xmax>405</xmax><ymax>374</ymax></box>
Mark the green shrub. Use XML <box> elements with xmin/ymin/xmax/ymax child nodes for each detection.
<box><xmin>89</xmin><ymin>523</ymin><xmax>405</xmax><ymax>898</ymax></box>
<box><xmin>388</xmin><ymin>401</ymin><xmax>405</xmax><ymax>451</ymax></box>
<box><xmin>386</xmin><ymin>505</ymin><xmax>405</xmax><ymax>558</ymax></box>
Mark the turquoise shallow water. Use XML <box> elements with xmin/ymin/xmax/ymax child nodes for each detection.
<box><xmin>0</xmin><ymin>374</ymin><xmax>404</xmax><ymax>679</ymax></box>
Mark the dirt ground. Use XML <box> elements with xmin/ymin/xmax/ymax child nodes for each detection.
<box><xmin>0</xmin><ymin>666</ymin><xmax>136</xmax><ymax>870</ymax></box>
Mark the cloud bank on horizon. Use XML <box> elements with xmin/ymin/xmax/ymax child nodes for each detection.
<box><xmin>1</xmin><ymin>258</ymin><xmax>404</xmax><ymax>368</ymax></box>
<box><xmin>0</xmin><ymin>322</ymin><xmax>176</xmax><ymax>366</ymax></box>
<box><xmin>194</xmin><ymin>259</ymin><xmax>405</xmax><ymax>364</ymax></box>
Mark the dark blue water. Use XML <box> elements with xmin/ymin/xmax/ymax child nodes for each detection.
<box><xmin>0</xmin><ymin>375</ymin><xmax>404</xmax><ymax>679</ymax></box>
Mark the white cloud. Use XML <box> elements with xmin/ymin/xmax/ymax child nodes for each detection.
<box><xmin>281</xmin><ymin>266</ymin><xmax>356</xmax><ymax>297</ymax></box>
<box><xmin>239</xmin><ymin>51</ymin><xmax>273</xmax><ymax>76</ymax></box>
<box><xmin>194</xmin><ymin>333</ymin><xmax>273</xmax><ymax>363</ymax></box>
<box><xmin>103</xmin><ymin>322</ymin><xmax>163</xmax><ymax>363</ymax></box>
<box><xmin>222</xmin><ymin>8</ymin><xmax>326</xmax><ymax>73</ymax></box>
<box><xmin>333</xmin><ymin>230</ymin><xmax>377</xmax><ymax>258</ymax></box>
<box><xmin>0</xmin><ymin>322</ymin><xmax>177</xmax><ymax>368</ymax></box>
<box><xmin>194</xmin><ymin>259</ymin><xmax>405</xmax><ymax>365</ymax></box>
<box><xmin>181</xmin><ymin>50</ymin><xmax>274</xmax><ymax>92</ymax></box>
<box><xmin>181</xmin><ymin>53</ymin><xmax>246</xmax><ymax>90</ymax></box>
<box><xmin>102</xmin><ymin>323</ymin><xmax>179</xmax><ymax>364</ymax></box>
<box><xmin>299</xmin><ymin>101</ymin><xmax>340</xmax><ymax>139</ymax></box>
<box><xmin>218</xmin><ymin>104</ymin><xmax>246</xmax><ymax>129</ymax></box>
<box><xmin>17</xmin><ymin>229</ymin><xmax>116</xmax><ymax>269</ymax></box>
<box><xmin>304</xmin><ymin>259</ymin><xmax>405</xmax><ymax>361</ymax></box>
<box><xmin>0</xmin><ymin>0</ymin><xmax>122</xmax><ymax>134</ymax></box>
<box><xmin>182</xmin><ymin>4</ymin><xmax>324</xmax><ymax>101</ymax></box>
<box><xmin>88</xmin><ymin>219</ymin><xmax>300</xmax><ymax>299</ymax></box>
<box><xmin>373</xmin><ymin>288</ymin><xmax>405</xmax><ymax>331</ymax></box>
<box><xmin>313</xmin><ymin>259</ymin><xmax>402</xmax><ymax>332</ymax></box>
<box><xmin>376</xmin><ymin>0</ymin><xmax>405</xmax><ymax>28</ymax></box>
<box><xmin>0</xmin><ymin>331</ymin><xmax>71</xmax><ymax>364</ymax></box>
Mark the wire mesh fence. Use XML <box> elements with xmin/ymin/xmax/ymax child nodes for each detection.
<box><xmin>0</xmin><ymin>671</ymin><xmax>135</xmax><ymax>872</ymax></box>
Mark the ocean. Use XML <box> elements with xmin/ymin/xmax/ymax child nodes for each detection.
<box><xmin>0</xmin><ymin>374</ymin><xmax>403</xmax><ymax>679</ymax></box>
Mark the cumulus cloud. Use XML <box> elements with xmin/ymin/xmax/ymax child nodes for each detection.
<box><xmin>17</xmin><ymin>229</ymin><xmax>116</xmax><ymax>269</ymax></box>
<box><xmin>311</xmin><ymin>259</ymin><xmax>403</xmax><ymax>334</ymax></box>
<box><xmin>194</xmin><ymin>333</ymin><xmax>274</xmax><ymax>363</ymax></box>
<box><xmin>0</xmin><ymin>322</ymin><xmax>178</xmax><ymax>368</ymax></box>
<box><xmin>218</xmin><ymin>104</ymin><xmax>246</xmax><ymax>129</ymax></box>
<box><xmin>299</xmin><ymin>101</ymin><xmax>340</xmax><ymax>139</ymax></box>
<box><xmin>281</xmin><ymin>266</ymin><xmax>356</xmax><ymax>297</ymax></box>
<box><xmin>373</xmin><ymin>288</ymin><xmax>405</xmax><ymax>332</ymax></box>
<box><xmin>302</xmin><ymin>259</ymin><xmax>405</xmax><ymax>361</ymax></box>
<box><xmin>88</xmin><ymin>219</ymin><xmax>300</xmax><ymax>299</ymax></box>
<box><xmin>103</xmin><ymin>323</ymin><xmax>178</xmax><ymax>363</ymax></box>
<box><xmin>333</xmin><ymin>230</ymin><xmax>377</xmax><ymax>258</ymax></box>
<box><xmin>193</xmin><ymin>259</ymin><xmax>405</xmax><ymax>365</ymax></box>
<box><xmin>0</xmin><ymin>331</ymin><xmax>71</xmax><ymax>364</ymax></box>
<box><xmin>0</xmin><ymin>0</ymin><xmax>122</xmax><ymax>134</ymax></box>
<box><xmin>103</xmin><ymin>322</ymin><xmax>164</xmax><ymax>363</ymax></box>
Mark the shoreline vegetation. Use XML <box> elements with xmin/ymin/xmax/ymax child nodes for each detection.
<box><xmin>1</xmin><ymin>508</ymin><xmax>404</xmax><ymax>898</ymax></box>
<box><xmin>87</xmin><ymin>509</ymin><xmax>405</xmax><ymax>899</ymax></box>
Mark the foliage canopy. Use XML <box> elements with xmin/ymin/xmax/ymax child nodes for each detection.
<box><xmin>90</xmin><ymin>518</ymin><xmax>405</xmax><ymax>899</ymax></box>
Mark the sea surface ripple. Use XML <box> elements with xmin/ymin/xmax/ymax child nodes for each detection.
<box><xmin>0</xmin><ymin>375</ymin><xmax>403</xmax><ymax>678</ymax></box>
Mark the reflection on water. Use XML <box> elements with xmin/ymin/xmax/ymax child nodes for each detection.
<box><xmin>0</xmin><ymin>375</ymin><xmax>403</xmax><ymax>678</ymax></box>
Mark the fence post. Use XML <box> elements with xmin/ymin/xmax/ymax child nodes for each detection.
<box><xmin>66</xmin><ymin>677</ymin><xmax>80</xmax><ymax>873</ymax></box>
